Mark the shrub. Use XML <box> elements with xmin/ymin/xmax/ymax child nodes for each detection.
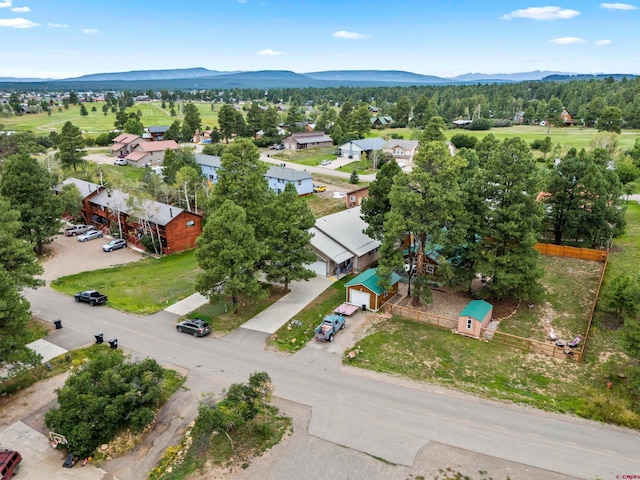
<box><xmin>450</xmin><ymin>133</ymin><xmax>478</xmax><ymax>149</ymax></box>
<box><xmin>467</xmin><ymin>118</ymin><xmax>491</xmax><ymax>130</ymax></box>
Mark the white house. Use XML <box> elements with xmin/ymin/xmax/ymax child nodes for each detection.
<box><xmin>338</xmin><ymin>138</ymin><xmax>386</xmax><ymax>162</ymax></box>
<box><xmin>382</xmin><ymin>139</ymin><xmax>419</xmax><ymax>165</ymax></box>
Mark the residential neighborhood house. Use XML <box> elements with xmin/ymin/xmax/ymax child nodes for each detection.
<box><xmin>338</xmin><ymin>137</ymin><xmax>386</xmax><ymax>162</ymax></box>
<box><xmin>55</xmin><ymin>177</ymin><xmax>202</xmax><ymax>254</ymax></box>
<box><xmin>282</xmin><ymin>131</ymin><xmax>333</xmax><ymax>151</ymax></box>
<box><xmin>370</xmin><ymin>116</ymin><xmax>394</xmax><ymax>128</ymax></box>
<box><xmin>345</xmin><ymin>186</ymin><xmax>369</xmax><ymax>209</ymax></box>
<box><xmin>124</xmin><ymin>140</ymin><xmax>179</xmax><ymax>167</ymax></box>
<box><xmin>265</xmin><ymin>165</ymin><xmax>313</xmax><ymax>195</ymax></box>
<box><xmin>110</xmin><ymin>133</ymin><xmax>143</xmax><ymax>157</ymax></box>
<box><xmin>382</xmin><ymin>139</ymin><xmax>419</xmax><ymax>166</ymax></box>
<box><xmin>308</xmin><ymin>206</ymin><xmax>380</xmax><ymax>277</ymax></box>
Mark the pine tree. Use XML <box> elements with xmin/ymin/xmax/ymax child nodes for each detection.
<box><xmin>56</xmin><ymin>121</ymin><xmax>86</xmax><ymax>172</ymax></box>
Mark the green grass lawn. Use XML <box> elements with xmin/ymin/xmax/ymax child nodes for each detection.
<box><xmin>50</xmin><ymin>250</ymin><xmax>199</xmax><ymax>314</ymax></box>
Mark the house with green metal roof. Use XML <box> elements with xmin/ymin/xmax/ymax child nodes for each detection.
<box><xmin>344</xmin><ymin>268</ymin><xmax>401</xmax><ymax>311</ymax></box>
<box><xmin>457</xmin><ymin>299</ymin><xmax>493</xmax><ymax>338</ymax></box>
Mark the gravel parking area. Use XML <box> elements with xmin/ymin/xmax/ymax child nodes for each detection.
<box><xmin>41</xmin><ymin>233</ymin><xmax>143</xmax><ymax>284</ymax></box>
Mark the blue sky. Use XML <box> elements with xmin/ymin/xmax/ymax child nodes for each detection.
<box><xmin>0</xmin><ymin>0</ymin><xmax>638</xmax><ymax>79</ymax></box>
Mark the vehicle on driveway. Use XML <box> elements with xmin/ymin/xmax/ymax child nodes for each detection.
<box><xmin>114</xmin><ymin>157</ymin><xmax>128</xmax><ymax>166</ymax></box>
<box><xmin>77</xmin><ymin>230</ymin><xmax>103</xmax><ymax>242</ymax></box>
<box><xmin>64</xmin><ymin>224</ymin><xmax>95</xmax><ymax>236</ymax></box>
<box><xmin>314</xmin><ymin>314</ymin><xmax>345</xmax><ymax>342</ymax></box>
<box><xmin>0</xmin><ymin>450</ymin><xmax>22</xmax><ymax>478</ymax></box>
<box><xmin>313</xmin><ymin>184</ymin><xmax>326</xmax><ymax>193</ymax></box>
<box><xmin>74</xmin><ymin>290</ymin><xmax>108</xmax><ymax>306</ymax></box>
<box><xmin>321</xmin><ymin>159</ymin><xmax>332</xmax><ymax>166</ymax></box>
<box><xmin>176</xmin><ymin>318</ymin><xmax>211</xmax><ymax>337</ymax></box>
<box><xmin>102</xmin><ymin>238</ymin><xmax>127</xmax><ymax>252</ymax></box>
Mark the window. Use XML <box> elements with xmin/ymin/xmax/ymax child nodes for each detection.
<box><xmin>298</xmin><ymin>180</ymin><xmax>302</xmax><ymax>185</ymax></box>
<box><xmin>186</xmin><ymin>220</ymin><xmax>195</xmax><ymax>227</ymax></box>
<box><xmin>466</xmin><ymin>318</ymin><xmax>473</xmax><ymax>330</ymax></box>
<box><xmin>350</xmin><ymin>195</ymin><xmax>356</xmax><ymax>202</ymax></box>
<box><xmin>426</xmin><ymin>265</ymin><xmax>435</xmax><ymax>274</ymax></box>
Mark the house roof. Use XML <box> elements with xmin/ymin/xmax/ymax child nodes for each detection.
<box><xmin>112</xmin><ymin>133</ymin><xmax>140</xmax><ymax>144</ymax></box>
<box><xmin>283</xmin><ymin>131</ymin><xmax>332</xmax><ymax>145</ymax></box>
<box><xmin>340</xmin><ymin>137</ymin><xmax>386</xmax><ymax>152</ymax></box>
<box><xmin>194</xmin><ymin>153</ymin><xmax>221</xmax><ymax>168</ymax></box>
<box><xmin>459</xmin><ymin>300</ymin><xmax>493</xmax><ymax>321</ymax></box>
<box><xmin>126</xmin><ymin>151</ymin><xmax>147</xmax><ymax>162</ymax></box>
<box><xmin>383</xmin><ymin>139</ymin><xmax>419</xmax><ymax>151</ymax></box>
<box><xmin>345</xmin><ymin>268</ymin><xmax>401</xmax><ymax>296</ymax></box>
<box><xmin>265</xmin><ymin>165</ymin><xmax>311</xmax><ymax>182</ymax></box>
<box><xmin>148</xmin><ymin>126</ymin><xmax>170</xmax><ymax>134</ymax></box>
<box><xmin>111</xmin><ymin>142</ymin><xmax>126</xmax><ymax>151</ymax></box>
<box><xmin>309</xmin><ymin>227</ymin><xmax>353</xmax><ymax>264</ymax></box>
<box><xmin>312</xmin><ymin>206</ymin><xmax>380</xmax><ymax>258</ymax></box>
<box><xmin>370</xmin><ymin>116</ymin><xmax>394</xmax><ymax>125</ymax></box>
<box><xmin>136</xmin><ymin>140</ymin><xmax>178</xmax><ymax>152</ymax></box>
<box><xmin>54</xmin><ymin>177</ymin><xmax>102</xmax><ymax>197</ymax></box>
<box><xmin>89</xmin><ymin>189</ymin><xmax>191</xmax><ymax>226</ymax></box>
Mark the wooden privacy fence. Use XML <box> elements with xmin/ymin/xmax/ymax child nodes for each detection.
<box><xmin>382</xmin><ymin>303</ymin><xmax>458</xmax><ymax>329</ymax></box>
<box><xmin>535</xmin><ymin>243</ymin><xmax>608</xmax><ymax>262</ymax></box>
<box><xmin>480</xmin><ymin>329</ymin><xmax>582</xmax><ymax>362</ymax></box>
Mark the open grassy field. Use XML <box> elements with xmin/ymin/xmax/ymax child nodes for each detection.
<box><xmin>368</xmin><ymin>125</ymin><xmax>640</xmax><ymax>151</ymax></box>
<box><xmin>1</xmin><ymin>101</ymin><xmax>219</xmax><ymax>135</ymax></box>
<box><xmin>50</xmin><ymin>250</ymin><xmax>199</xmax><ymax>314</ymax></box>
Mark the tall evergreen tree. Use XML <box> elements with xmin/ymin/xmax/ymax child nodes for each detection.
<box><xmin>195</xmin><ymin>200</ymin><xmax>265</xmax><ymax>310</ymax></box>
<box><xmin>478</xmin><ymin>137</ymin><xmax>544</xmax><ymax>300</ymax></box>
<box><xmin>182</xmin><ymin>103</ymin><xmax>202</xmax><ymax>139</ymax></box>
<box><xmin>56</xmin><ymin>121</ymin><xmax>86</xmax><ymax>172</ymax></box>
<box><xmin>218</xmin><ymin>104</ymin><xmax>237</xmax><ymax>143</ymax></box>
<box><xmin>263</xmin><ymin>183</ymin><xmax>316</xmax><ymax>292</ymax></box>
<box><xmin>0</xmin><ymin>154</ymin><xmax>61</xmax><ymax>254</ymax></box>
<box><xmin>361</xmin><ymin>159</ymin><xmax>401</xmax><ymax>241</ymax></box>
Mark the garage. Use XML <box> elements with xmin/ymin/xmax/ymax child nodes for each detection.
<box><xmin>349</xmin><ymin>289</ymin><xmax>371</xmax><ymax>310</ymax></box>
<box><xmin>344</xmin><ymin>268</ymin><xmax>402</xmax><ymax>311</ymax></box>
<box><xmin>309</xmin><ymin>259</ymin><xmax>327</xmax><ymax>277</ymax></box>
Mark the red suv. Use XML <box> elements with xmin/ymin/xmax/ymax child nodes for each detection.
<box><xmin>0</xmin><ymin>450</ymin><xmax>22</xmax><ymax>479</ymax></box>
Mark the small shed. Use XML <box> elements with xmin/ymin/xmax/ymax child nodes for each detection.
<box><xmin>457</xmin><ymin>300</ymin><xmax>493</xmax><ymax>338</ymax></box>
<box><xmin>345</xmin><ymin>268</ymin><xmax>401</xmax><ymax>311</ymax></box>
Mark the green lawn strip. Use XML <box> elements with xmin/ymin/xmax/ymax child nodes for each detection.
<box><xmin>50</xmin><ymin>250</ymin><xmax>199</xmax><ymax>314</ymax></box>
<box><xmin>186</xmin><ymin>284</ymin><xmax>287</xmax><ymax>334</ymax></box>
<box><xmin>267</xmin><ymin>276</ymin><xmax>352</xmax><ymax>353</ymax></box>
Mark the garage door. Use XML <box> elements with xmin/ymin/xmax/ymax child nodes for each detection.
<box><xmin>349</xmin><ymin>289</ymin><xmax>371</xmax><ymax>310</ymax></box>
<box><xmin>309</xmin><ymin>260</ymin><xmax>327</xmax><ymax>276</ymax></box>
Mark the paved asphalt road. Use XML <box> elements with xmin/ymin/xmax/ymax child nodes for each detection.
<box><xmin>24</xmin><ymin>285</ymin><xmax>640</xmax><ymax>480</ymax></box>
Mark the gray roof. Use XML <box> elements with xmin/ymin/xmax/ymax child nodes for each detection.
<box><xmin>340</xmin><ymin>137</ymin><xmax>386</xmax><ymax>152</ymax></box>
<box><xmin>90</xmin><ymin>189</ymin><xmax>187</xmax><ymax>226</ymax></box>
<box><xmin>309</xmin><ymin>227</ymin><xmax>353</xmax><ymax>264</ymax></box>
<box><xmin>284</xmin><ymin>132</ymin><xmax>333</xmax><ymax>145</ymax></box>
<box><xmin>148</xmin><ymin>126</ymin><xmax>170</xmax><ymax>134</ymax></box>
<box><xmin>194</xmin><ymin>153</ymin><xmax>221</xmax><ymax>168</ymax></box>
<box><xmin>265</xmin><ymin>165</ymin><xmax>311</xmax><ymax>181</ymax></box>
<box><xmin>55</xmin><ymin>177</ymin><xmax>101</xmax><ymax>197</ymax></box>
<box><xmin>383</xmin><ymin>139</ymin><xmax>419</xmax><ymax>150</ymax></box>
<box><xmin>311</xmin><ymin>206</ymin><xmax>380</xmax><ymax>259</ymax></box>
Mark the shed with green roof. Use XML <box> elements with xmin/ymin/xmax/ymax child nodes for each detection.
<box><xmin>457</xmin><ymin>300</ymin><xmax>493</xmax><ymax>338</ymax></box>
<box><xmin>344</xmin><ymin>268</ymin><xmax>401</xmax><ymax>311</ymax></box>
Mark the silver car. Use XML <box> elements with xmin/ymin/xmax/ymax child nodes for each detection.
<box><xmin>102</xmin><ymin>238</ymin><xmax>127</xmax><ymax>252</ymax></box>
<box><xmin>77</xmin><ymin>230</ymin><xmax>103</xmax><ymax>242</ymax></box>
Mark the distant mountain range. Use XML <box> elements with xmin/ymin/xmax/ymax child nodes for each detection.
<box><xmin>0</xmin><ymin>68</ymin><xmax>635</xmax><ymax>90</ymax></box>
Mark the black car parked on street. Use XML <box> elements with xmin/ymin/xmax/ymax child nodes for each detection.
<box><xmin>176</xmin><ymin>318</ymin><xmax>211</xmax><ymax>337</ymax></box>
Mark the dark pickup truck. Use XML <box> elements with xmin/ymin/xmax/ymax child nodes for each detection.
<box><xmin>74</xmin><ymin>290</ymin><xmax>108</xmax><ymax>306</ymax></box>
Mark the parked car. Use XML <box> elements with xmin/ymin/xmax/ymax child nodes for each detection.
<box><xmin>176</xmin><ymin>318</ymin><xmax>211</xmax><ymax>337</ymax></box>
<box><xmin>313</xmin><ymin>314</ymin><xmax>346</xmax><ymax>342</ymax></box>
<box><xmin>74</xmin><ymin>290</ymin><xmax>108</xmax><ymax>306</ymax></box>
<box><xmin>313</xmin><ymin>184</ymin><xmax>326</xmax><ymax>193</ymax></box>
<box><xmin>64</xmin><ymin>224</ymin><xmax>95</xmax><ymax>236</ymax></box>
<box><xmin>0</xmin><ymin>450</ymin><xmax>22</xmax><ymax>478</ymax></box>
<box><xmin>274</xmin><ymin>144</ymin><xmax>284</xmax><ymax>150</ymax></box>
<box><xmin>102</xmin><ymin>238</ymin><xmax>127</xmax><ymax>252</ymax></box>
<box><xmin>114</xmin><ymin>157</ymin><xmax>128</xmax><ymax>166</ymax></box>
<box><xmin>321</xmin><ymin>159</ymin><xmax>332</xmax><ymax>166</ymax></box>
<box><xmin>77</xmin><ymin>230</ymin><xmax>103</xmax><ymax>242</ymax></box>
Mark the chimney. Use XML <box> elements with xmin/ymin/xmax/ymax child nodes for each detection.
<box><xmin>169</xmin><ymin>208</ymin><xmax>173</xmax><ymax>218</ymax></box>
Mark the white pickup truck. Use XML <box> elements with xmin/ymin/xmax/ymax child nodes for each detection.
<box><xmin>64</xmin><ymin>224</ymin><xmax>95</xmax><ymax>236</ymax></box>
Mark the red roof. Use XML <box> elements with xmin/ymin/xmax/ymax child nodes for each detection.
<box><xmin>112</xmin><ymin>133</ymin><xmax>140</xmax><ymax>144</ymax></box>
<box><xmin>126</xmin><ymin>151</ymin><xmax>147</xmax><ymax>162</ymax></box>
<box><xmin>137</xmin><ymin>140</ymin><xmax>178</xmax><ymax>152</ymax></box>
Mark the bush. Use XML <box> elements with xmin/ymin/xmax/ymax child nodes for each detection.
<box><xmin>450</xmin><ymin>133</ymin><xmax>478</xmax><ymax>149</ymax></box>
<box><xmin>467</xmin><ymin>118</ymin><xmax>491</xmax><ymax>130</ymax></box>
<box><xmin>491</xmin><ymin>119</ymin><xmax>512</xmax><ymax>128</ymax></box>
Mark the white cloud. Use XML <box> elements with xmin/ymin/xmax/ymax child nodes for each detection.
<box><xmin>550</xmin><ymin>36</ymin><xmax>585</xmax><ymax>44</ymax></box>
<box><xmin>332</xmin><ymin>30</ymin><xmax>368</xmax><ymax>39</ymax></box>
<box><xmin>600</xmin><ymin>3</ymin><xmax>637</xmax><ymax>10</ymax></box>
<box><xmin>11</xmin><ymin>6</ymin><xmax>28</xmax><ymax>12</ymax></box>
<box><xmin>594</xmin><ymin>39</ymin><xmax>614</xmax><ymax>45</ymax></box>
<box><xmin>257</xmin><ymin>48</ymin><xmax>284</xmax><ymax>56</ymax></box>
<box><xmin>48</xmin><ymin>23</ymin><xmax>67</xmax><ymax>28</ymax></box>
<box><xmin>82</xmin><ymin>28</ymin><xmax>98</xmax><ymax>34</ymax></box>
<box><xmin>0</xmin><ymin>17</ymin><xmax>39</xmax><ymax>28</ymax></box>
<box><xmin>0</xmin><ymin>1</ymin><xmax>12</xmax><ymax>8</ymax></box>
<box><xmin>501</xmin><ymin>6</ymin><xmax>580</xmax><ymax>20</ymax></box>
